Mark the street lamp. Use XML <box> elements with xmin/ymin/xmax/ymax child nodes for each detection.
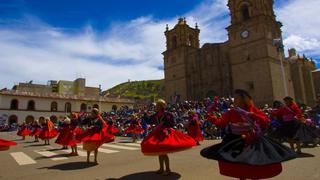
<box><xmin>273</xmin><ymin>38</ymin><xmax>289</xmax><ymax>96</ymax></box>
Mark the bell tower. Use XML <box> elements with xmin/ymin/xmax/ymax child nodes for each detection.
<box><xmin>163</xmin><ymin>18</ymin><xmax>200</xmax><ymax>103</ymax></box>
<box><xmin>227</xmin><ymin>0</ymin><xmax>294</xmax><ymax>105</ymax></box>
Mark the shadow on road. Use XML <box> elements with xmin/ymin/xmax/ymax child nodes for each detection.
<box><xmin>35</xmin><ymin>153</ymin><xmax>69</xmax><ymax>160</ymax></box>
<box><xmin>47</xmin><ymin>148</ymin><xmax>66</xmax><ymax>151</ymax></box>
<box><xmin>105</xmin><ymin>171</ymin><xmax>181</xmax><ymax>180</ymax></box>
<box><xmin>297</xmin><ymin>152</ymin><xmax>315</xmax><ymax>158</ymax></box>
<box><xmin>116</xmin><ymin>141</ymin><xmax>133</xmax><ymax>144</ymax></box>
<box><xmin>23</xmin><ymin>144</ymin><xmax>50</xmax><ymax>147</ymax></box>
<box><xmin>38</xmin><ymin>162</ymin><xmax>97</xmax><ymax>171</ymax></box>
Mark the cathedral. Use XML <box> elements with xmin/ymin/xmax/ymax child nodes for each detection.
<box><xmin>163</xmin><ymin>0</ymin><xmax>317</xmax><ymax>106</ymax></box>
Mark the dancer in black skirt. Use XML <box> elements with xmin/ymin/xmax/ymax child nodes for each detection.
<box><xmin>201</xmin><ymin>89</ymin><xmax>296</xmax><ymax>180</ymax></box>
<box><xmin>272</xmin><ymin>97</ymin><xmax>318</xmax><ymax>153</ymax></box>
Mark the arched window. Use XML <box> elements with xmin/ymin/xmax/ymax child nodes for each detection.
<box><xmin>187</xmin><ymin>35</ymin><xmax>193</xmax><ymax>46</ymax></box>
<box><xmin>39</xmin><ymin>116</ymin><xmax>45</xmax><ymax>125</ymax></box>
<box><xmin>92</xmin><ymin>104</ymin><xmax>99</xmax><ymax>109</ymax></box>
<box><xmin>10</xmin><ymin>99</ymin><xmax>19</xmax><ymax>110</ymax></box>
<box><xmin>112</xmin><ymin>105</ymin><xmax>118</xmax><ymax>111</ymax></box>
<box><xmin>172</xmin><ymin>36</ymin><xmax>177</xmax><ymax>48</ymax></box>
<box><xmin>80</xmin><ymin>103</ymin><xmax>87</xmax><ymax>112</ymax></box>
<box><xmin>65</xmin><ymin>102</ymin><xmax>72</xmax><ymax>113</ymax></box>
<box><xmin>241</xmin><ymin>5</ymin><xmax>250</xmax><ymax>21</ymax></box>
<box><xmin>25</xmin><ymin>115</ymin><xmax>35</xmax><ymax>124</ymax></box>
<box><xmin>8</xmin><ymin>115</ymin><xmax>18</xmax><ymax>126</ymax></box>
<box><xmin>51</xmin><ymin>102</ymin><xmax>58</xmax><ymax>112</ymax></box>
<box><xmin>27</xmin><ymin>100</ymin><xmax>35</xmax><ymax>111</ymax></box>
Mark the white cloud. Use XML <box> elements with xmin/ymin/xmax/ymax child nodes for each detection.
<box><xmin>0</xmin><ymin>0</ymin><xmax>319</xmax><ymax>90</ymax></box>
<box><xmin>0</xmin><ymin>0</ymin><xmax>229</xmax><ymax>90</ymax></box>
<box><xmin>283</xmin><ymin>35</ymin><xmax>320</xmax><ymax>53</ymax></box>
<box><xmin>276</xmin><ymin>0</ymin><xmax>320</xmax><ymax>56</ymax></box>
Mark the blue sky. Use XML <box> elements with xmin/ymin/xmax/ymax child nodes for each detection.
<box><xmin>0</xmin><ymin>0</ymin><xmax>319</xmax><ymax>90</ymax></box>
<box><xmin>0</xmin><ymin>0</ymin><xmax>200</xmax><ymax>31</ymax></box>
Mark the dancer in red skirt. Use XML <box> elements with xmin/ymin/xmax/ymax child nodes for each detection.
<box><xmin>30</xmin><ymin>120</ymin><xmax>41</xmax><ymax>142</ymax></box>
<box><xmin>17</xmin><ymin>122</ymin><xmax>31</xmax><ymax>140</ymax></box>
<box><xmin>82</xmin><ymin>108</ymin><xmax>105</xmax><ymax>164</ymax></box>
<box><xmin>39</xmin><ymin>118</ymin><xmax>58</xmax><ymax>145</ymax></box>
<box><xmin>55</xmin><ymin>117</ymin><xmax>72</xmax><ymax>150</ymax></box>
<box><xmin>0</xmin><ymin>139</ymin><xmax>16</xmax><ymax>151</ymax></box>
<box><xmin>124</xmin><ymin>114</ymin><xmax>144</xmax><ymax>143</ymax></box>
<box><xmin>141</xmin><ymin>99</ymin><xmax>196</xmax><ymax>176</ymax></box>
<box><xmin>106</xmin><ymin>119</ymin><xmax>119</xmax><ymax>135</ymax></box>
<box><xmin>187</xmin><ymin>111</ymin><xmax>204</xmax><ymax>145</ymax></box>
<box><xmin>70</xmin><ymin>112</ymin><xmax>82</xmax><ymax>156</ymax></box>
<box><xmin>201</xmin><ymin>89</ymin><xmax>296</xmax><ymax>180</ymax></box>
<box><xmin>271</xmin><ymin>96</ymin><xmax>318</xmax><ymax>153</ymax></box>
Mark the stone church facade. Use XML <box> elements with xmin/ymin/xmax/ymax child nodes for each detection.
<box><xmin>163</xmin><ymin>0</ymin><xmax>317</xmax><ymax>106</ymax></box>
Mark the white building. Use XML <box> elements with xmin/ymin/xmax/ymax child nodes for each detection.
<box><xmin>0</xmin><ymin>90</ymin><xmax>134</xmax><ymax>125</ymax></box>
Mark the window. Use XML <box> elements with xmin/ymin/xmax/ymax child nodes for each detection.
<box><xmin>112</xmin><ymin>105</ymin><xmax>118</xmax><ymax>111</ymax></box>
<box><xmin>39</xmin><ymin>116</ymin><xmax>45</xmax><ymax>125</ymax></box>
<box><xmin>187</xmin><ymin>35</ymin><xmax>193</xmax><ymax>46</ymax></box>
<box><xmin>65</xmin><ymin>102</ymin><xmax>72</xmax><ymax>113</ymax></box>
<box><xmin>10</xmin><ymin>99</ymin><xmax>19</xmax><ymax>110</ymax></box>
<box><xmin>80</xmin><ymin>103</ymin><xmax>87</xmax><ymax>112</ymax></box>
<box><xmin>8</xmin><ymin>115</ymin><xmax>18</xmax><ymax>126</ymax></box>
<box><xmin>247</xmin><ymin>81</ymin><xmax>254</xmax><ymax>90</ymax></box>
<box><xmin>172</xmin><ymin>36</ymin><xmax>177</xmax><ymax>48</ymax></box>
<box><xmin>25</xmin><ymin>115</ymin><xmax>34</xmax><ymax>124</ymax></box>
<box><xmin>27</xmin><ymin>100</ymin><xmax>35</xmax><ymax>111</ymax></box>
<box><xmin>51</xmin><ymin>102</ymin><xmax>58</xmax><ymax>112</ymax></box>
<box><xmin>171</xmin><ymin>57</ymin><xmax>177</xmax><ymax>64</ymax></box>
<box><xmin>241</xmin><ymin>5</ymin><xmax>250</xmax><ymax>21</ymax></box>
<box><xmin>93</xmin><ymin>104</ymin><xmax>99</xmax><ymax>109</ymax></box>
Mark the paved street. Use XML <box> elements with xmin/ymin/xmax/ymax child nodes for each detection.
<box><xmin>0</xmin><ymin>131</ymin><xmax>319</xmax><ymax>180</ymax></box>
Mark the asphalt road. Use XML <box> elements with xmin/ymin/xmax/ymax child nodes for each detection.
<box><xmin>0</xmin><ymin>131</ymin><xmax>319</xmax><ymax>180</ymax></box>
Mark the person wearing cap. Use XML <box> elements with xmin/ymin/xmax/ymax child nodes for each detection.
<box><xmin>141</xmin><ymin>99</ymin><xmax>196</xmax><ymax>176</ymax></box>
<box><xmin>201</xmin><ymin>89</ymin><xmax>296</xmax><ymax>180</ymax></box>
<box><xmin>124</xmin><ymin>113</ymin><xmax>144</xmax><ymax>143</ymax></box>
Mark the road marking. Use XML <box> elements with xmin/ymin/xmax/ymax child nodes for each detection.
<box><xmin>114</xmin><ymin>142</ymin><xmax>141</xmax><ymax>147</ymax></box>
<box><xmin>98</xmin><ymin>148</ymin><xmax>119</xmax><ymax>154</ymax></box>
<box><xmin>77</xmin><ymin>145</ymin><xmax>119</xmax><ymax>154</ymax></box>
<box><xmin>34</xmin><ymin>149</ymin><xmax>68</xmax><ymax>161</ymax></box>
<box><xmin>10</xmin><ymin>152</ymin><xmax>36</xmax><ymax>165</ymax></box>
<box><xmin>101</xmin><ymin>144</ymin><xmax>139</xmax><ymax>150</ymax></box>
<box><xmin>60</xmin><ymin>149</ymin><xmax>90</xmax><ymax>157</ymax></box>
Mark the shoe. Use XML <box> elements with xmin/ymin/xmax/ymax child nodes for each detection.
<box><xmin>162</xmin><ymin>170</ymin><xmax>171</xmax><ymax>176</ymax></box>
<box><xmin>70</xmin><ymin>152</ymin><xmax>79</xmax><ymax>156</ymax></box>
<box><xmin>156</xmin><ymin>169</ymin><xmax>164</xmax><ymax>174</ymax></box>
